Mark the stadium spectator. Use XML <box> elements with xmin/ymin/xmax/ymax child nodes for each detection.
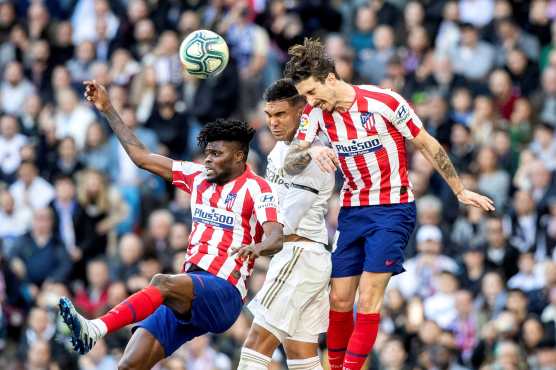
<box><xmin>0</xmin><ymin>61</ymin><xmax>35</xmax><ymax>116</ymax></box>
<box><xmin>448</xmin><ymin>22</ymin><xmax>495</xmax><ymax>82</ymax></box>
<box><xmin>110</xmin><ymin>233</ymin><xmax>143</xmax><ymax>282</ymax></box>
<box><xmin>9</xmin><ymin>208</ymin><xmax>71</xmax><ymax>287</ymax></box>
<box><xmin>145</xmin><ymin>83</ymin><xmax>191</xmax><ymax>158</ymax></box>
<box><xmin>54</xmin><ymin>88</ymin><xmax>96</xmax><ymax>150</ymax></box>
<box><xmin>74</xmin><ymin>259</ymin><xmax>111</xmax><ymax>317</ymax></box>
<box><xmin>0</xmin><ymin>115</ymin><xmax>27</xmax><ymax>183</ymax></box>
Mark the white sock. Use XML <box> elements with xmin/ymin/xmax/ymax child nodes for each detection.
<box><xmin>287</xmin><ymin>356</ymin><xmax>323</xmax><ymax>370</ymax></box>
<box><xmin>237</xmin><ymin>347</ymin><xmax>271</xmax><ymax>370</ymax></box>
<box><xmin>90</xmin><ymin>319</ymin><xmax>108</xmax><ymax>336</ymax></box>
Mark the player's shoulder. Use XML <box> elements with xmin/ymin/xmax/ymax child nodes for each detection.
<box><xmin>356</xmin><ymin>84</ymin><xmax>406</xmax><ymax>110</ymax></box>
<box><xmin>301</xmin><ymin>104</ymin><xmax>324</xmax><ymax>120</ymax></box>
<box><xmin>245</xmin><ymin>169</ymin><xmax>274</xmax><ymax>194</ymax></box>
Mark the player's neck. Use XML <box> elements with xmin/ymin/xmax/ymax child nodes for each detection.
<box><xmin>334</xmin><ymin>81</ymin><xmax>356</xmax><ymax>113</ymax></box>
<box><xmin>217</xmin><ymin>164</ymin><xmax>247</xmax><ymax>185</ymax></box>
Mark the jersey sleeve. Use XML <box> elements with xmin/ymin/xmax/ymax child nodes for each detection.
<box><xmin>253</xmin><ymin>180</ymin><xmax>282</xmax><ymax>225</ymax></box>
<box><xmin>384</xmin><ymin>91</ymin><xmax>424</xmax><ymax>140</ymax></box>
<box><xmin>294</xmin><ymin>105</ymin><xmax>323</xmax><ymax>143</ymax></box>
<box><xmin>172</xmin><ymin>160</ymin><xmax>205</xmax><ymax>194</ymax></box>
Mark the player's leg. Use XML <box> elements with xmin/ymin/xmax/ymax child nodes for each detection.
<box><xmin>284</xmin><ymin>340</ymin><xmax>322</xmax><ymax>370</ymax></box>
<box><xmin>59</xmin><ymin>273</ymin><xmax>194</xmax><ymax>354</ymax></box>
<box><xmin>117</xmin><ymin>328</ymin><xmax>165</xmax><ymax>370</ymax></box>
<box><xmin>238</xmin><ymin>323</ymin><xmax>282</xmax><ymax>370</ymax></box>
<box><xmin>342</xmin><ymin>203</ymin><xmax>416</xmax><ymax>370</ymax></box>
<box><xmin>327</xmin><ymin>207</ymin><xmax>366</xmax><ymax>370</ymax></box>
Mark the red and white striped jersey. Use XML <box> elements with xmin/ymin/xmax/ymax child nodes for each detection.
<box><xmin>296</xmin><ymin>85</ymin><xmax>423</xmax><ymax>207</ymax></box>
<box><xmin>172</xmin><ymin>161</ymin><xmax>281</xmax><ymax>299</ymax></box>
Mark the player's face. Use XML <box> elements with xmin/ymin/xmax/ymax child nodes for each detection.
<box><xmin>203</xmin><ymin>140</ymin><xmax>243</xmax><ymax>184</ymax></box>
<box><xmin>264</xmin><ymin>99</ymin><xmax>302</xmax><ymax>142</ymax></box>
<box><xmin>296</xmin><ymin>74</ymin><xmax>337</xmax><ymax>112</ymax></box>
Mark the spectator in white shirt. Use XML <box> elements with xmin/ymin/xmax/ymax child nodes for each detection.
<box><xmin>0</xmin><ymin>190</ymin><xmax>32</xmax><ymax>256</ymax></box>
<box><xmin>508</xmin><ymin>252</ymin><xmax>545</xmax><ymax>292</ymax></box>
<box><xmin>8</xmin><ymin>161</ymin><xmax>55</xmax><ymax>214</ymax></box>
<box><xmin>183</xmin><ymin>335</ymin><xmax>232</xmax><ymax>370</ymax></box>
<box><xmin>529</xmin><ymin>123</ymin><xmax>556</xmax><ymax>171</ymax></box>
<box><xmin>0</xmin><ymin>62</ymin><xmax>35</xmax><ymax>116</ymax></box>
<box><xmin>0</xmin><ymin>115</ymin><xmax>27</xmax><ymax>183</ymax></box>
<box><xmin>71</xmin><ymin>0</ymin><xmax>119</xmax><ymax>45</ymax></box>
<box><xmin>390</xmin><ymin>225</ymin><xmax>459</xmax><ymax>299</ymax></box>
<box><xmin>424</xmin><ymin>270</ymin><xmax>459</xmax><ymax>329</ymax></box>
<box><xmin>54</xmin><ymin>88</ymin><xmax>96</xmax><ymax>149</ymax></box>
<box><xmin>448</xmin><ymin>23</ymin><xmax>495</xmax><ymax>81</ymax></box>
<box><xmin>459</xmin><ymin>0</ymin><xmax>494</xmax><ymax>28</ymax></box>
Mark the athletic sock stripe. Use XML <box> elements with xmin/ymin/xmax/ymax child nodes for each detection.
<box><xmin>123</xmin><ymin>300</ymin><xmax>136</xmax><ymax>322</ymax></box>
<box><xmin>265</xmin><ymin>247</ymin><xmax>303</xmax><ymax>308</ymax></box>
<box><xmin>288</xmin><ymin>360</ymin><xmax>322</xmax><ymax>370</ymax></box>
<box><xmin>346</xmin><ymin>350</ymin><xmax>368</xmax><ymax>358</ymax></box>
<box><xmin>260</xmin><ymin>246</ymin><xmax>298</xmax><ymax>306</ymax></box>
<box><xmin>241</xmin><ymin>353</ymin><xmax>270</xmax><ymax>366</ymax></box>
<box><xmin>261</xmin><ymin>246</ymin><xmax>301</xmax><ymax>307</ymax></box>
<box><xmin>328</xmin><ymin>347</ymin><xmax>347</xmax><ymax>352</ymax></box>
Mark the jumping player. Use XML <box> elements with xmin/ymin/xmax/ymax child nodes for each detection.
<box><xmin>283</xmin><ymin>39</ymin><xmax>495</xmax><ymax>370</ymax></box>
<box><xmin>58</xmin><ymin>81</ymin><xmax>283</xmax><ymax>370</ymax></box>
<box><xmin>238</xmin><ymin>79</ymin><xmax>334</xmax><ymax>370</ymax></box>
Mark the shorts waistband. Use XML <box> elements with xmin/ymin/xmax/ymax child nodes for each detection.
<box><xmin>283</xmin><ymin>241</ymin><xmax>328</xmax><ymax>253</ymax></box>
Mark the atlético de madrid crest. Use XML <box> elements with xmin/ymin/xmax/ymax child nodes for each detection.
<box><xmin>225</xmin><ymin>193</ymin><xmax>237</xmax><ymax>209</ymax></box>
<box><xmin>360</xmin><ymin>112</ymin><xmax>375</xmax><ymax>131</ymax></box>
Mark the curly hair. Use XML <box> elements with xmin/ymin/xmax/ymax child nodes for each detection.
<box><xmin>283</xmin><ymin>38</ymin><xmax>337</xmax><ymax>83</ymax></box>
<box><xmin>263</xmin><ymin>78</ymin><xmax>306</xmax><ymax>106</ymax></box>
<box><xmin>197</xmin><ymin>119</ymin><xmax>256</xmax><ymax>157</ymax></box>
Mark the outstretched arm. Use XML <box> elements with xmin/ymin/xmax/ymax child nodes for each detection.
<box><xmin>84</xmin><ymin>80</ymin><xmax>173</xmax><ymax>181</ymax></box>
<box><xmin>412</xmin><ymin>129</ymin><xmax>495</xmax><ymax>211</ymax></box>
<box><xmin>284</xmin><ymin>139</ymin><xmax>338</xmax><ymax>175</ymax></box>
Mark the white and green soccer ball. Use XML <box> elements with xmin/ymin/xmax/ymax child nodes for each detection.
<box><xmin>179</xmin><ymin>30</ymin><xmax>229</xmax><ymax>79</ymax></box>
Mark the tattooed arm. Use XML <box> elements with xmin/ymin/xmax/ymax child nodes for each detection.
<box><xmin>412</xmin><ymin>129</ymin><xmax>495</xmax><ymax>211</ymax></box>
<box><xmin>284</xmin><ymin>139</ymin><xmax>339</xmax><ymax>175</ymax></box>
<box><xmin>84</xmin><ymin>80</ymin><xmax>173</xmax><ymax>181</ymax></box>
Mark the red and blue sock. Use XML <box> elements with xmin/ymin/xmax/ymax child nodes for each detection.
<box><xmin>343</xmin><ymin>312</ymin><xmax>381</xmax><ymax>370</ymax></box>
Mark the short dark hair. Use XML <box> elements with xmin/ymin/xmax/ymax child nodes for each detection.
<box><xmin>284</xmin><ymin>38</ymin><xmax>337</xmax><ymax>83</ymax></box>
<box><xmin>263</xmin><ymin>79</ymin><xmax>306</xmax><ymax>106</ymax></box>
<box><xmin>197</xmin><ymin>119</ymin><xmax>256</xmax><ymax>157</ymax></box>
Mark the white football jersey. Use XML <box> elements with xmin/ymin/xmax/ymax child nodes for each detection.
<box><xmin>265</xmin><ymin>141</ymin><xmax>334</xmax><ymax>245</ymax></box>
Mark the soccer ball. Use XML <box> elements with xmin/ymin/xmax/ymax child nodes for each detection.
<box><xmin>179</xmin><ymin>30</ymin><xmax>229</xmax><ymax>79</ymax></box>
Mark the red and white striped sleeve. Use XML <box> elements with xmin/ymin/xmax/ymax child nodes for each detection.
<box><xmin>252</xmin><ymin>178</ymin><xmax>282</xmax><ymax>225</ymax></box>
<box><xmin>382</xmin><ymin>90</ymin><xmax>423</xmax><ymax>140</ymax></box>
<box><xmin>171</xmin><ymin>160</ymin><xmax>205</xmax><ymax>194</ymax></box>
<box><xmin>294</xmin><ymin>104</ymin><xmax>323</xmax><ymax>143</ymax></box>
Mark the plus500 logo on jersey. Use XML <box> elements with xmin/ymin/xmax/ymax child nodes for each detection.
<box><xmin>334</xmin><ymin>136</ymin><xmax>383</xmax><ymax>157</ymax></box>
<box><xmin>193</xmin><ymin>205</ymin><xmax>235</xmax><ymax>230</ymax></box>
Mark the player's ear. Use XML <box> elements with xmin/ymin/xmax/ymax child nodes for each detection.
<box><xmin>326</xmin><ymin>73</ymin><xmax>337</xmax><ymax>85</ymax></box>
<box><xmin>234</xmin><ymin>148</ymin><xmax>246</xmax><ymax>163</ymax></box>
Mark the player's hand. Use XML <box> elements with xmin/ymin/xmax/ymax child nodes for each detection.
<box><xmin>309</xmin><ymin>146</ymin><xmax>339</xmax><ymax>173</ymax></box>
<box><xmin>457</xmin><ymin>189</ymin><xmax>495</xmax><ymax>212</ymax></box>
<box><xmin>231</xmin><ymin>244</ymin><xmax>259</xmax><ymax>260</ymax></box>
<box><xmin>83</xmin><ymin>80</ymin><xmax>111</xmax><ymax>112</ymax></box>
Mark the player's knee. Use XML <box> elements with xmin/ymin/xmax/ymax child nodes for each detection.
<box><xmin>243</xmin><ymin>329</ymin><xmax>258</xmax><ymax>349</ymax></box>
<box><xmin>118</xmin><ymin>358</ymin><xmax>140</xmax><ymax>370</ymax></box>
<box><xmin>150</xmin><ymin>273</ymin><xmax>169</xmax><ymax>291</ymax></box>
<box><xmin>357</xmin><ymin>291</ymin><xmax>383</xmax><ymax>313</ymax></box>
<box><xmin>329</xmin><ymin>291</ymin><xmax>354</xmax><ymax>311</ymax></box>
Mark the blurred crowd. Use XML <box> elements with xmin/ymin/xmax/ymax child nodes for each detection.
<box><xmin>1</xmin><ymin>0</ymin><xmax>556</xmax><ymax>369</ymax></box>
